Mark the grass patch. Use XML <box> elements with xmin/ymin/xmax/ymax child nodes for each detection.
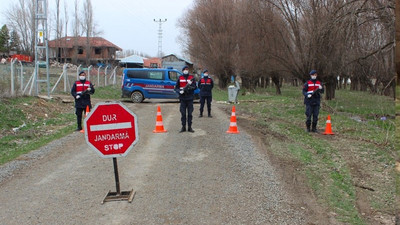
<box><xmin>327</xmin><ymin>89</ymin><xmax>394</xmax><ymax>117</ymax></box>
<box><xmin>0</xmin><ymin>84</ymin><xmax>129</xmax><ymax>165</ymax></box>
<box><xmin>229</xmin><ymin>84</ymin><xmax>396</xmax><ymax>224</ymax></box>
<box><xmin>0</xmin><ymin>96</ymin><xmax>76</xmax><ymax>165</ymax></box>
<box><xmin>0</xmin><ymin>97</ymin><xmax>34</xmax><ymax>129</ymax></box>
<box><xmin>0</xmin><ymin>125</ymin><xmax>74</xmax><ymax>165</ymax></box>
<box><xmin>94</xmin><ymin>85</ymin><xmax>122</xmax><ymax>100</ymax></box>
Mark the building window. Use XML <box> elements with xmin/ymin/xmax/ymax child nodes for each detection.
<box><xmin>150</xmin><ymin>63</ymin><xmax>158</xmax><ymax>68</ymax></box>
<box><xmin>95</xmin><ymin>48</ymin><xmax>102</xmax><ymax>55</ymax></box>
<box><xmin>78</xmin><ymin>47</ymin><xmax>83</xmax><ymax>54</ymax></box>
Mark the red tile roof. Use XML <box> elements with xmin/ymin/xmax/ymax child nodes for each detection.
<box><xmin>48</xmin><ymin>36</ymin><xmax>122</xmax><ymax>50</ymax></box>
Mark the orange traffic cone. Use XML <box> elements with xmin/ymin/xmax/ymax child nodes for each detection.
<box><xmin>226</xmin><ymin>105</ymin><xmax>240</xmax><ymax>134</ymax></box>
<box><xmin>85</xmin><ymin>105</ymin><xmax>90</xmax><ymax>117</ymax></box>
<box><xmin>80</xmin><ymin>105</ymin><xmax>90</xmax><ymax>133</ymax></box>
<box><xmin>322</xmin><ymin>115</ymin><xmax>334</xmax><ymax>135</ymax></box>
<box><xmin>153</xmin><ymin>106</ymin><xmax>167</xmax><ymax>133</ymax></box>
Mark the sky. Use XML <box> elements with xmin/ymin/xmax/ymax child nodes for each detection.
<box><xmin>0</xmin><ymin>0</ymin><xmax>195</xmax><ymax>57</ymax></box>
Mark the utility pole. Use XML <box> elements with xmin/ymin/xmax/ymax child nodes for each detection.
<box><xmin>153</xmin><ymin>19</ymin><xmax>167</xmax><ymax>58</ymax></box>
<box><xmin>34</xmin><ymin>0</ymin><xmax>50</xmax><ymax>97</ymax></box>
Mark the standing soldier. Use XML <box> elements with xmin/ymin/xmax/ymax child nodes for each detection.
<box><xmin>71</xmin><ymin>71</ymin><xmax>95</xmax><ymax>131</ymax></box>
<box><xmin>198</xmin><ymin>69</ymin><xmax>214</xmax><ymax>117</ymax></box>
<box><xmin>302</xmin><ymin>70</ymin><xmax>324</xmax><ymax>132</ymax></box>
<box><xmin>175</xmin><ymin>65</ymin><xmax>196</xmax><ymax>133</ymax></box>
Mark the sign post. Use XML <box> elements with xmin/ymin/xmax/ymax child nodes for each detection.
<box><xmin>84</xmin><ymin>101</ymin><xmax>139</xmax><ymax>204</ymax></box>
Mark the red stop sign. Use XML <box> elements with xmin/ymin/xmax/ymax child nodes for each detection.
<box><xmin>84</xmin><ymin>102</ymin><xmax>139</xmax><ymax>158</ymax></box>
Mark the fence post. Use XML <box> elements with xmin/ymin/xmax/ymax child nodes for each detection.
<box><xmin>105</xmin><ymin>65</ymin><xmax>110</xmax><ymax>86</ymax></box>
<box><xmin>10</xmin><ymin>58</ymin><xmax>16</xmax><ymax>96</ymax></box>
<box><xmin>63</xmin><ymin>64</ymin><xmax>68</xmax><ymax>92</ymax></box>
<box><xmin>19</xmin><ymin>60</ymin><xmax>23</xmax><ymax>92</ymax></box>
<box><xmin>112</xmin><ymin>66</ymin><xmax>118</xmax><ymax>85</ymax></box>
<box><xmin>97</xmin><ymin>65</ymin><xmax>102</xmax><ymax>87</ymax></box>
<box><xmin>87</xmin><ymin>65</ymin><xmax>93</xmax><ymax>81</ymax></box>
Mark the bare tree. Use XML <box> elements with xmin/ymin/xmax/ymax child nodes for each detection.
<box><xmin>119</xmin><ymin>50</ymin><xmax>149</xmax><ymax>58</ymax></box>
<box><xmin>397</xmin><ymin>0</ymin><xmax>400</xmax><ymax>85</ymax></box>
<box><xmin>257</xmin><ymin>0</ymin><xmax>394</xmax><ymax>98</ymax></box>
<box><xmin>341</xmin><ymin>0</ymin><xmax>395</xmax><ymax>96</ymax></box>
<box><xmin>80</xmin><ymin>0</ymin><xmax>102</xmax><ymax>66</ymax></box>
<box><xmin>62</xmin><ymin>1</ymin><xmax>68</xmax><ymax>62</ymax></box>
<box><xmin>179</xmin><ymin>0</ymin><xmax>237</xmax><ymax>88</ymax></box>
<box><xmin>81</xmin><ymin>0</ymin><xmax>94</xmax><ymax>65</ymax></box>
<box><xmin>72</xmin><ymin>0</ymin><xmax>80</xmax><ymax>64</ymax></box>
<box><xmin>5</xmin><ymin>0</ymin><xmax>36</xmax><ymax>56</ymax></box>
<box><xmin>235</xmin><ymin>0</ymin><xmax>290</xmax><ymax>94</ymax></box>
<box><xmin>182</xmin><ymin>0</ymin><xmax>394</xmax><ymax>97</ymax></box>
<box><xmin>54</xmin><ymin>0</ymin><xmax>62</xmax><ymax>62</ymax></box>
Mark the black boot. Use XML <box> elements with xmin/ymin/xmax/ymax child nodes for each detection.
<box><xmin>312</xmin><ymin>123</ymin><xmax>318</xmax><ymax>133</ymax></box>
<box><xmin>188</xmin><ymin>126</ymin><xmax>194</xmax><ymax>133</ymax></box>
<box><xmin>76</xmin><ymin>123</ymin><xmax>82</xmax><ymax>131</ymax></box>
<box><xmin>306</xmin><ymin>123</ymin><xmax>311</xmax><ymax>132</ymax></box>
<box><xmin>208</xmin><ymin>112</ymin><xmax>212</xmax><ymax>118</ymax></box>
<box><xmin>180</xmin><ymin>126</ymin><xmax>186</xmax><ymax>133</ymax></box>
<box><xmin>199</xmin><ymin>113</ymin><xmax>203</xmax><ymax>118</ymax></box>
<box><xmin>77</xmin><ymin>118</ymin><xmax>82</xmax><ymax>131</ymax></box>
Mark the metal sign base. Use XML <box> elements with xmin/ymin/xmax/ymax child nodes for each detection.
<box><xmin>101</xmin><ymin>189</ymin><xmax>135</xmax><ymax>204</ymax></box>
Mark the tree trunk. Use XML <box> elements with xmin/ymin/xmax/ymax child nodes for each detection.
<box><xmin>324</xmin><ymin>76</ymin><xmax>337</xmax><ymax>100</ymax></box>
<box><xmin>255</xmin><ymin>77</ymin><xmax>260</xmax><ymax>89</ymax></box>
<box><xmin>271</xmin><ymin>75</ymin><xmax>281</xmax><ymax>95</ymax></box>
<box><xmin>217</xmin><ymin>75</ymin><xmax>230</xmax><ymax>89</ymax></box>
<box><xmin>241</xmin><ymin>75</ymin><xmax>251</xmax><ymax>90</ymax></box>
<box><xmin>264</xmin><ymin>76</ymin><xmax>270</xmax><ymax>88</ymax></box>
<box><xmin>291</xmin><ymin>78</ymin><xmax>298</xmax><ymax>87</ymax></box>
<box><xmin>359</xmin><ymin>77</ymin><xmax>368</xmax><ymax>92</ymax></box>
<box><xmin>350</xmin><ymin>77</ymin><xmax>358</xmax><ymax>91</ymax></box>
<box><xmin>382</xmin><ymin>78</ymin><xmax>395</xmax><ymax>97</ymax></box>
<box><xmin>396</xmin><ymin>2</ymin><xmax>400</xmax><ymax>85</ymax></box>
<box><xmin>261</xmin><ymin>77</ymin><xmax>265</xmax><ymax>88</ymax></box>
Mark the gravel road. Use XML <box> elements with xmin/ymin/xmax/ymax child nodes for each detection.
<box><xmin>0</xmin><ymin>100</ymin><xmax>316</xmax><ymax>224</ymax></box>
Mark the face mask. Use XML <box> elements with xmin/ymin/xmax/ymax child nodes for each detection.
<box><xmin>204</xmin><ymin>73</ymin><xmax>209</xmax><ymax>77</ymax></box>
<box><xmin>79</xmin><ymin>76</ymin><xmax>86</xmax><ymax>80</ymax></box>
<box><xmin>183</xmin><ymin>70</ymin><xmax>189</xmax><ymax>75</ymax></box>
<box><xmin>311</xmin><ymin>75</ymin><xmax>317</xmax><ymax>80</ymax></box>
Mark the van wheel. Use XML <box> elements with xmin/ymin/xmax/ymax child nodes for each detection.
<box><xmin>131</xmin><ymin>91</ymin><xmax>144</xmax><ymax>103</ymax></box>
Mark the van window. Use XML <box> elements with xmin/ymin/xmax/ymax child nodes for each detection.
<box><xmin>125</xmin><ymin>69</ymin><xmax>165</xmax><ymax>80</ymax></box>
<box><xmin>126</xmin><ymin>70</ymin><xmax>147</xmax><ymax>79</ymax></box>
<box><xmin>169</xmin><ymin>71</ymin><xmax>178</xmax><ymax>81</ymax></box>
<box><xmin>149</xmin><ymin>71</ymin><xmax>163</xmax><ymax>80</ymax></box>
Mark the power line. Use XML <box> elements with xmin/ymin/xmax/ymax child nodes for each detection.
<box><xmin>153</xmin><ymin>18</ymin><xmax>167</xmax><ymax>58</ymax></box>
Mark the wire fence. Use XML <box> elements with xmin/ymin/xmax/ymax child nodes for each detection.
<box><xmin>0</xmin><ymin>61</ymin><xmax>123</xmax><ymax>98</ymax></box>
